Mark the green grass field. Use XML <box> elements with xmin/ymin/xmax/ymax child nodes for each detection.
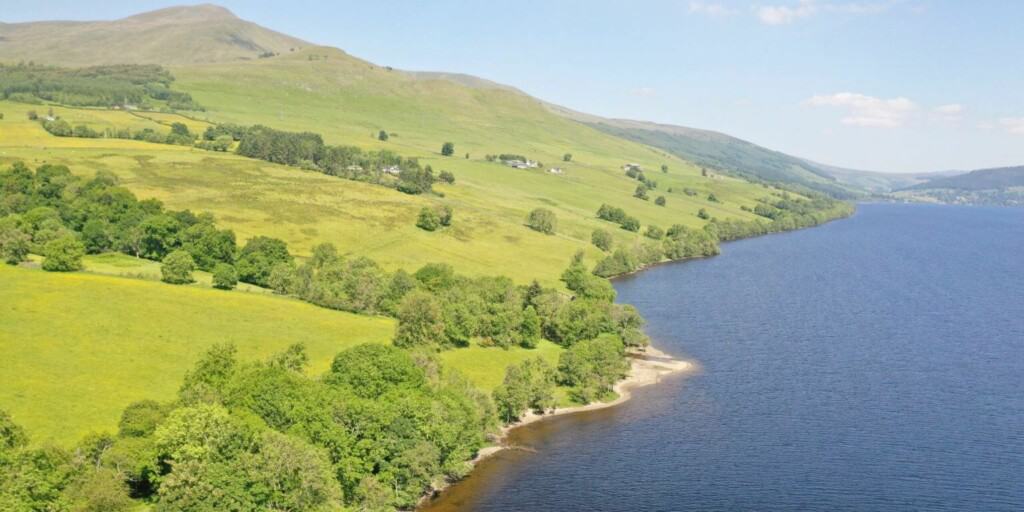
<box><xmin>0</xmin><ymin>263</ymin><xmax>395</xmax><ymax>445</ymax></box>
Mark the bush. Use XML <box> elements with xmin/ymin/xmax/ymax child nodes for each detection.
<box><xmin>41</xmin><ymin>235</ymin><xmax>84</xmax><ymax>271</ymax></box>
<box><xmin>591</xmin><ymin>229</ymin><xmax>613</xmax><ymax>252</ymax></box>
<box><xmin>438</xmin><ymin>170</ymin><xmax>455</xmax><ymax>184</ymax></box>
<box><xmin>563</xmin><ymin>153</ymin><xmax>572</xmax><ymax>162</ymax></box>
<box><xmin>644</xmin><ymin>225</ymin><xmax>664</xmax><ymax>240</ymax></box>
<box><xmin>655</xmin><ymin>195</ymin><xmax>666</xmax><ymax>206</ymax></box>
<box><xmin>441</xmin><ymin>142</ymin><xmax>455</xmax><ymax>156</ymax></box>
<box><xmin>378</xmin><ymin>130</ymin><xmax>388</xmax><ymax>141</ymax></box>
<box><xmin>634</xmin><ymin>185</ymin><xmax>649</xmax><ymax>200</ymax></box>
<box><xmin>526</xmin><ymin>208</ymin><xmax>557</xmax><ymax>235</ymax></box>
<box><xmin>161</xmin><ymin>249</ymin><xmax>196</xmax><ymax>284</ymax></box>
<box><xmin>0</xmin><ymin>218</ymin><xmax>31</xmax><ymax>265</ymax></box>
<box><xmin>212</xmin><ymin>263</ymin><xmax>238</xmax><ymax>290</ymax></box>
<box><xmin>416</xmin><ymin>207</ymin><xmax>440</xmax><ymax>231</ymax></box>
<box><xmin>620</xmin><ymin>216</ymin><xmax>640</xmax><ymax>232</ymax></box>
<box><xmin>236</xmin><ymin>236</ymin><xmax>292</xmax><ymax>287</ymax></box>
<box><xmin>697</xmin><ymin>208</ymin><xmax>710</xmax><ymax>220</ymax></box>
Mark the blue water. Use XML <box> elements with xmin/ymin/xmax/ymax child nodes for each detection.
<box><xmin>425</xmin><ymin>203</ymin><xmax>1024</xmax><ymax>511</ymax></box>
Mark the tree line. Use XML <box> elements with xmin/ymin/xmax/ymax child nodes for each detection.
<box><xmin>0</xmin><ymin>63</ymin><xmax>203</xmax><ymax>111</ymax></box>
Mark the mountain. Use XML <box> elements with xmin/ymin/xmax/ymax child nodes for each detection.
<box><xmin>904</xmin><ymin>166</ymin><xmax>1024</xmax><ymax>191</ymax></box>
<box><xmin>0</xmin><ymin>4</ymin><xmax>307</xmax><ymax>65</ymax></box>
<box><xmin>893</xmin><ymin>166</ymin><xmax>1024</xmax><ymax>206</ymax></box>
<box><xmin>546</xmin><ymin>107</ymin><xmax>867</xmax><ymax>198</ymax></box>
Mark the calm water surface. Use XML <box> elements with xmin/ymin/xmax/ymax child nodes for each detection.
<box><xmin>424</xmin><ymin>203</ymin><xmax>1024</xmax><ymax>511</ymax></box>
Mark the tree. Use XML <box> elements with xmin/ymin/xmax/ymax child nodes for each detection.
<box><xmin>701</xmin><ymin>167</ymin><xmax>709</xmax><ymax>177</ymax></box>
<box><xmin>634</xmin><ymin>184</ymin><xmax>649</xmax><ymax>200</ymax></box>
<box><xmin>235</xmin><ymin>236</ymin><xmax>292</xmax><ymax>287</ymax></box>
<box><xmin>493</xmin><ymin>358</ymin><xmax>556</xmax><ymax>423</ymax></box>
<box><xmin>557</xmin><ymin>334</ymin><xmax>629</xmax><ymax>403</ymax></box>
<box><xmin>620</xmin><ymin>216</ymin><xmax>640</xmax><ymax>232</ymax></box>
<box><xmin>591</xmin><ymin>229</ymin><xmax>613</xmax><ymax>252</ymax></box>
<box><xmin>416</xmin><ymin>207</ymin><xmax>440</xmax><ymax>231</ymax></box>
<box><xmin>0</xmin><ymin>218</ymin><xmax>30</xmax><ymax>265</ymax></box>
<box><xmin>41</xmin><ymin>235</ymin><xmax>84</xmax><ymax>271</ymax></box>
<box><xmin>655</xmin><ymin>195</ymin><xmax>666</xmax><ymax>206</ymax></box>
<box><xmin>438</xmin><ymin>205</ymin><xmax>453</xmax><ymax>227</ymax></box>
<box><xmin>326</xmin><ymin>344</ymin><xmax>425</xmax><ymax>398</ymax></box>
<box><xmin>661</xmin><ymin>164</ymin><xmax>668</xmax><ymax>173</ymax></box>
<box><xmin>212</xmin><ymin>263</ymin><xmax>238</xmax><ymax>290</ymax></box>
<box><xmin>393</xmin><ymin>291</ymin><xmax>446</xmax><ymax>348</ymax></box>
<box><xmin>708</xmin><ymin>193</ymin><xmax>720</xmax><ymax>203</ymax></box>
<box><xmin>526</xmin><ymin>208</ymin><xmax>557</xmax><ymax>235</ymax></box>
<box><xmin>441</xmin><ymin>142</ymin><xmax>455</xmax><ymax>156</ymax></box>
<box><xmin>698</xmin><ymin>208</ymin><xmax>710</xmax><ymax>220</ymax></box>
<box><xmin>644</xmin><ymin>225</ymin><xmax>664</xmax><ymax>240</ymax></box>
<box><xmin>438</xmin><ymin>170</ymin><xmax>455</xmax><ymax>184</ymax></box>
<box><xmin>378</xmin><ymin>130</ymin><xmax>389</xmax><ymax>141</ymax></box>
<box><xmin>563</xmin><ymin>153</ymin><xmax>573</xmax><ymax>162</ymax></box>
<box><xmin>161</xmin><ymin>250</ymin><xmax>196</xmax><ymax>284</ymax></box>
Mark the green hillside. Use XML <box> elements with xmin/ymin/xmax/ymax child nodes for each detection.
<box><xmin>0</xmin><ymin>263</ymin><xmax>394</xmax><ymax>445</ymax></box>
<box><xmin>0</xmin><ymin>5</ymin><xmax>307</xmax><ymax>66</ymax></box>
<box><xmin>574</xmin><ymin>115</ymin><xmax>863</xmax><ymax>198</ymax></box>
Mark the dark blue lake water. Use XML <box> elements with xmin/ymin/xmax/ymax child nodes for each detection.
<box><xmin>425</xmin><ymin>203</ymin><xmax>1024</xmax><ymax>511</ymax></box>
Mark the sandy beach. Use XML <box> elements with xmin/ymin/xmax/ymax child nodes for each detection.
<box><xmin>471</xmin><ymin>345</ymin><xmax>694</xmax><ymax>462</ymax></box>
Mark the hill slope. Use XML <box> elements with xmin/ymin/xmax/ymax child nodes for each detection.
<box><xmin>0</xmin><ymin>4</ymin><xmax>307</xmax><ymax>65</ymax></box>
<box><xmin>893</xmin><ymin>166</ymin><xmax>1024</xmax><ymax>206</ymax></box>
<box><xmin>566</xmin><ymin>114</ymin><xmax>863</xmax><ymax>198</ymax></box>
<box><xmin>905</xmin><ymin>166</ymin><xmax>1024</xmax><ymax>191</ymax></box>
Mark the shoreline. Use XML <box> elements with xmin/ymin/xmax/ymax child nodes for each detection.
<box><xmin>422</xmin><ymin>345</ymin><xmax>694</xmax><ymax>507</ymax></box>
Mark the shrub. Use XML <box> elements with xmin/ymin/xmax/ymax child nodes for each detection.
<box><xmin>634</xmin><ymin>185</ymin><xmax>649</xmax><ymax>200</ymax></box>
<box><xmin>438</xmin><ymin>170</ymin><xmax>455</xmax><ymax>184</ymax></box>
<box><xmin>698</xmin><ymin>208</ymin><xmax>710</xmax><ymax>220</ymax></box>
<box><xmin>591</xmin><ymin>229</ymin><xmax>613</xmax><ymax>252</ymax></box>
<box><xmin>212</xmin><ymin>263</ymin><xmax>238</xmax><ymax>290</ymax></box>
<box><xmin>416</xmin><ymin>207</ymin><xmax>440</xmax><ymax>231</ymax></box>
<box><xmin>378</xmin><ymin>130</ymin><xmax>388</xmax><ymax>141</ymax></box>
<box><xmin>644</xmin><ymin>225</ymin><xmax>664</xmax><ymax>240</ymax></box>
<box><xmin>441</xmin><ymin>142</ymin><xmax>455</xmax><ymax>156</ymax></box>
<box><xmin>161</xmin><ymin>249</ymin><xmax>196</xmax><ymax>284</ymax></box>
<box><xmin>655</xmin><ymin>195</ymin><xmax>666</xmax><ymax>206</ymax></box>
<box><xmin>526</xmin><ymin>208</ymin><xmax>557</xmax><ymax>235</ymax></box>
<box><xmin>620</xmin><ymin>216</ymin><xmax>640</xmax><ymax>232</ymax></box>
<box><xmin>563</xmin><ymin>153</ymin><xmax>572</xmax><ymax>162</ymax></box>
<box><xmin>0</xmin><ymin>218</ymin><xmax>31</xmax><ymax>265</ymax></box>
<box><xmin>41</xmin><ymin>235</ymin><xmax>84</xmax><ymax>271</ymax></box>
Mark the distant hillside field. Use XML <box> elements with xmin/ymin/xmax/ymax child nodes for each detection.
<box><xmin>0</xmin><ymin>263</ymin><xmax>394</xmax><ymax>445</ymax></box>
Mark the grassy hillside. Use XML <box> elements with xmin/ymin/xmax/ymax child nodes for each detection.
<box><xmin>574</xmin><ymin>115</ymin><xmax>862</xmax><ymax>198</ymax></box>
<box><xmin>0</xmin><ymin>263</ymin><xmax>394</xmax><ymax>445</ymax></box>
<box><xmin>1</xmin><ymin>68</ymin><xmax>774</xmax><ymax>287</ymax></box>
<box><xmin>905</xmin><ymin>166</ymin><xmax>1024</xmax><ymax>191</ymax></box>
<box><xmin>0</xmin><ymin>5</ymin><xmax>307</xmax><ymax>66</ymax></box>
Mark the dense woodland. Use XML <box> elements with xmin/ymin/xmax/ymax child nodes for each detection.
<box><xmin>0</xmin><ymin>161</ymin><xmax>652</xmax><ymax>510</ymax></box>
<box><xmin>0</xmin><ymin>63</ymin><xmax>203</xmax><ymax>111</ymax></box>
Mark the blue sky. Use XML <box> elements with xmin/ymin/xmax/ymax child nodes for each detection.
<box><xmin>6</xmin><ymin>1</ymin><xmax>1024</xmax><ymax>173</ymax></box>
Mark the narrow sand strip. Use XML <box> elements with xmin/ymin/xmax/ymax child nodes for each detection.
<box><xmin>473</xmin><ymin>345</ymin><xmax>693</xmax><ymax>462</ymax></box>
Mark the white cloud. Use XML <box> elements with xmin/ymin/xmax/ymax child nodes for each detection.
<box><xmin>631</xmin><ymin>87</ymin><xmax>657</xmax><ymax>97</ymax></box>
<box><xmin>1000</xmin><ymin>117</ymin><xmax>1024</xmax><ymax>135</ymax></box>
<box><xmin>756</xmin><ymin>1</ymin><xmax>892</xmax><ymax>25</ymax></box>
<box><xmin>932</xmin><ymin>103</ymin><xmax>964</xmax><ymax>123</ymax></box>
<box><xmin>804</xmin><ymin>92</ymin><xmax>917</xmax><ymax>127</ymax></box>
<box><xmin>757</xmin><ymin>0</ymin><xmax>819</xmax><ymax>25</ymax></box>
<box><xmin>689</xmin><ymin>1</ymin><xmax>738</xmax><ymax>17</ymax></box>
